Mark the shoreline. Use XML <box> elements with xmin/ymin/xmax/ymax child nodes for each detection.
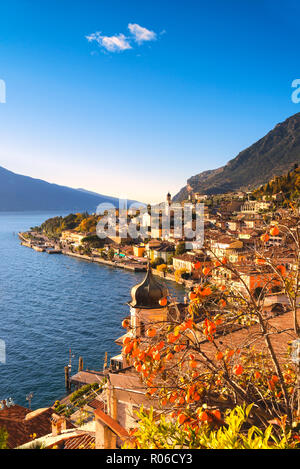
<box><xmin>18</xmin><ymin>232</ymin><xmax>193</xmax><ymax>288</ymax></box>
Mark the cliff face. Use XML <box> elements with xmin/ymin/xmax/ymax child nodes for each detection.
<box><xmin>173</xmin><ymin>112</ymin><xmax>300</xmax><ymax>201</ymax></box>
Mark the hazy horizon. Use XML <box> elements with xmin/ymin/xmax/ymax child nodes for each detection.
<box><xmin>1</xmin><ymin>0</ymin><xmax>300</xmax><ymax>203</ymax></box>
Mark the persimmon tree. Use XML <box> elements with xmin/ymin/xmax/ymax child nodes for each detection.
<box><xmin>122</xmin><ymin>213</ymin><xmax>300</xmax><ymax>444</ymax></box>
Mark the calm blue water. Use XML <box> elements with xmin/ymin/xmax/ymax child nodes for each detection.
<box><xmin>0</xmin><ymin>212</ymin><xmax>185</xmax><ymax>409</ymax></box>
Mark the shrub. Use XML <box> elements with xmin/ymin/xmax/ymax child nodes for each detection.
<box><xmin>0</xmin><ymin>427</ymin><xmax>8</xmax><ymax>450</ymax></box>
<box><xmin>123</xmin><ymin>405</ymin><xmax>299</xmax><ymax>449</ymax></box>
<box><xmin>151</xmin><ymin>257</ymin><xmax>165</xmax><ymax>268</ymax></box>
<box><xmin>175</xmin><ymin>242</ymin><xmax>186</xmax><ymax>256</ymax></box>
<box><xmin>69</xmin><ymin>382</ymin><xmax>103</xmax><ymax>404</ymax></box>
<box><xmin>157</xmin><ymin>264</ymin><xmax>167</xmax><ymax>272</ymax></box>
<box><xmin>174</xmin><ymin>268</ymin><xmax>188</xmax><ymax>282</ymax></box>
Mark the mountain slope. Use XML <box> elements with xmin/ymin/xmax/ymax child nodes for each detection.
<box><xmin>0</xmin><ymin>166</ymin><xmax>137</xmax><ymax>211</ymax></box>
<box><xmin>174</xmin><ymin>112</ymin><xmax>300</xmax><ymax>201</ymax></box>
<box><xmin>252</xmin><ymin>165</ymin><xmax>300</xmax><ymax>201</ymax></box>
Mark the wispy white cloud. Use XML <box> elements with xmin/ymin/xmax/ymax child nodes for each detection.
<box><xmin>85</xmin><ymin>31</ymin><xmax>132</xmax><ymax>53</ymax></box>
<box><xmin>128</xmin><ymin>23</ymin><xmax>157</xmax><ymax>44</ymax></box>
<box><xmin>86</xmin><ymin>23</ymin><xmax>160</xmax><ymax>53</ymax></box>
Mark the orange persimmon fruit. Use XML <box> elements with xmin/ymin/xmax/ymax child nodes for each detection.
<box><xmin>159</xmin><ymin>297</ymin><xmax>168</xmax><ymax>306</ymax></box>
<box><xmin>233</xmin><ymin>364</ymin><xmax>244</xmax><ymax>376</ymax></box>
<box><xmin>270</xmin><ymin>225</ymin><xmax>279</xmax><ymax>236</ymax></box>
<box><xmin>260</xmin><ymin>233</ymin><xmax>270</xmax><ymax>243</ymax></box>
<box><xmin>146</xmin><ymin>327</ymin><xmax>157</xmax><ymax>338</ymax></box>
<box><xmin>122</xmin><ymin>319</ymin><xmax>130</xmax><ymax>329</ymax></box>
<box><xmin>189</xmin><ymin>359</ymin><xmax>198</xmax><ymax>369</ymax></box>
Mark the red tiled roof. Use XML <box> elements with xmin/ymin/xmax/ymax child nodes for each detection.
<box><xmin>212</xmin><ymin>236</ymin><xmax>238</xmax><ymax>244</ymax></box>
<box><xmin>173</xmin><ymin>254</ymin><xmax>198</xmax><ymax>262</ymax></box>
<box><xmin>200</xmin><ymin>309</ymin><xmax>298</xmax><ymax>364</ymax></box>
<box><xmin>63</xmin><ymin>433</ymin><xmax>95</xmax><ymax>449</ymax></box>
<box><xmin>70</xmin><ymin>370</ymin><xmax>105</xmax><ymax>386</ymax></box>
<box><xmin>44</xmin><ymin>431</ymin><xmax>95</xmax><ymax>449</ymax></box>
<box><xmin>0</xmin><ymin>406</ymin><xmax>74</xmax><ymax>449</ymax></box>
<box><xmin>0</xmin><ymin>405</ymin><xmax>73</xmax><ymax>449</ymax></box>
<box><xmin>152</xmin><ymin>242</ymin><xmax>175</xmax><ymax>253</ymax></box>
<box><xmin>88</xmin><ymin>399</ymin><xmax>104</xmax><ymax>411</ymax></box>
<box><xmin>94</xmin><ymin>407</ymin><xmax>129</xmax><ymax>440</ymax></box>
<box><xmin>0</xmin><ymin>404</ymin><xmax>30</xmax><ymax>420</ymax></box>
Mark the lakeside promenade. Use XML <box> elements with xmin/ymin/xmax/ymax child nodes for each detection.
<box><xmin>18</xmin><ymin>232</ymin><xmax>193</xmax><ymax>288</ymax></box>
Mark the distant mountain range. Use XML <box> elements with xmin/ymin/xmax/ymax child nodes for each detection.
<box><xmin>173</xmin><ymin>112</ymin><xmax>300</xmax><ymax>201</ymax></box>
<box><xmin>0</xmin><ymin>166</ymin><xmax>140</xmax><ymax>212</ymax></box>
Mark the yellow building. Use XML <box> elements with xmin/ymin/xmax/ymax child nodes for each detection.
<box><xmin>132</xmin><ymin>245</ymin><xmax>146</xmax><ymax>258</ymax></box>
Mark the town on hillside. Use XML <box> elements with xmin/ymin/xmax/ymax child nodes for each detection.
<box><xmin>1</xmin><ymin>166</ymin><xmax>300</xmax><ymax>449</ymax></box>
<box><xmin>19</xmin><ymin>165</ymin><xmax>300</xmax><ymax>292</ymax></box>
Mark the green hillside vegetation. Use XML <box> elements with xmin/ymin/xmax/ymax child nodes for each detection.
<box><xmin>32</xmin><ymin>212</ymin><xmax>99</xmax><ymax>239</ymax></box>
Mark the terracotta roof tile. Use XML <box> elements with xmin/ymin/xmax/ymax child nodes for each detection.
<box><xmin>200</xmin><ymin>309</ymin><xmax>297</xmax><ymax>364</ymax></box>
<box><xmin>63</xmin><ymin>433</ymin><xmax>95</xmax><ymax>449</ymax></box>
<box><xmin>94</xmin><ymin>408</ymin><xmax>129</xmax><ymax>440</ymax></box>
<box><xmin>88</xmin><ymin>399</ymin><xmax>104</xmax><ymax>411</ymax></box>
<box><xmin>70</xmin><ymin>370</ymin><xmax>105</xmax><ymax>386</ymax></box>
<box><xmin>0</xmin><ymin>406</ymin><xmax>74</xmax><ymax>449</ymax></box>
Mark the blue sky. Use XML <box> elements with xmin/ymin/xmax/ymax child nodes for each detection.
<box><xmin>0</xmin><ymin>0</ymin><xmax>300</xmax><ymax>203</ymax></box>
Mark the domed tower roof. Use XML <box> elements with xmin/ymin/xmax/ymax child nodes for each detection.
<box><xmin>129</xmin><ymin>264</ymin><xmax>168</xmax><ymax>309</ymax></box>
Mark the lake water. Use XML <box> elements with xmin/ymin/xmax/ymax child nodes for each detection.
<box><xmin>0</xmin><ymin>212</ymin><xmax>185</xmax><ymax>408</ymax></box>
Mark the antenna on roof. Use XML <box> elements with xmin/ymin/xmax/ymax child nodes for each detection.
<box><xmin>26</xmin><ymin>392</ymin><xmax>34</xmax><ymax>410</ymax></box>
